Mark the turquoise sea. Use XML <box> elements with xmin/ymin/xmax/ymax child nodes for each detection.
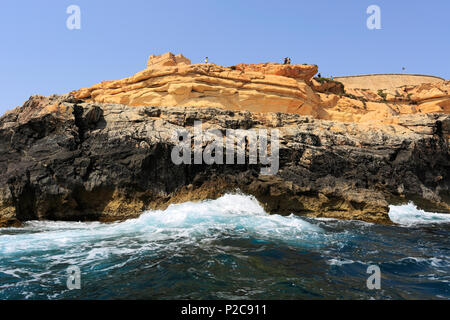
<box><xmin>0</xmin><ymin>194</ymin><xmax>449</xmax><ymax>300</ymax></box>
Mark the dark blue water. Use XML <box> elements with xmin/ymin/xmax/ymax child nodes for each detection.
<box><xmin>0</xmin><ymin>194</ymin><xmax>449</xmax><ymax>300</ymax></box>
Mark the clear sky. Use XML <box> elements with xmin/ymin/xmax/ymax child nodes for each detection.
<box><xmin>0</xmin><ymin>0</ymin><xmax>449</xmax><ymax>115</ymax></box>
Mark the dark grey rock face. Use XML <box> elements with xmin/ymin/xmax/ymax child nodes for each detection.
<box><xmin>0</xmin><ymin>95</ymin><xmax>449</xmax><ymax>227</ymax></box>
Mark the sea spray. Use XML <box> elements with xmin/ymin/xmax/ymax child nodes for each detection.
<box><xmin>389</xmin><ymin>203</ymin><xmax>450</xmax><ymax>226</ymax></box>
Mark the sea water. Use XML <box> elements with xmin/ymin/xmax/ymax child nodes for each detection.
<box><xmin>0</xmin><ymin>194</ymin><xmax>449</xmax><ymax>300</ymax></box>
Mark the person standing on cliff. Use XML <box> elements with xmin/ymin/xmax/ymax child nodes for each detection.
<box><xmin>205</xmin><ymin>57</ymin><xmax>209</xmax><ymax>64</ymax></box>
<box><xmin>283</xmin><ymin>57</ymin><xmax>288</xmax><ymax>65</ymax></box>
<box><xmin>287</xmin><ymin>57</ymin><xmax>291</xmax><ymax>65</ymax></box>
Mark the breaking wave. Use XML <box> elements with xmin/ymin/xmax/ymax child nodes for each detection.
<box><xmin>0</xmin><ymin>194</ymin><xmax>448</xmax><ymax>300</ymax></box>
<box><xmin>389</xmin><ymin>203</ymin><xmax>450</xmax><ymax>226</ymax></box>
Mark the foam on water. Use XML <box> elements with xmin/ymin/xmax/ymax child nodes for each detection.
<box><xmin>389</xmin><ymin>203</ymin><xmax>450</xmax><ymax>226</ymax></box>
<box><xmin>0</xmin><ymin>194</ymin><xmax>323</xmax><ymax>261</ymax></box>
<box><xmin>0</xmin><ymin>194</ymin><xmax>332</xmax><ymax>299</ymax></box>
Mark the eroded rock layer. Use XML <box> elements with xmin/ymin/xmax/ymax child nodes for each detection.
<box><xmin>71</xmin><ymin>52</ymin><xmax>450</xmax><ymax>124</ymax></box>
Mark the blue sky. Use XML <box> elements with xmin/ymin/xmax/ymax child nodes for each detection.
<box><xmin>0</xmin><ymin>0</ymin><xmax>449</xmax><ymax>115</ymax></box>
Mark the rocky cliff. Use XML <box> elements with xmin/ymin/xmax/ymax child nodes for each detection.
<box><xmin>0</xmin><ymin>53</ymin><xmax>449</xmax><ymax>227</ymax></box>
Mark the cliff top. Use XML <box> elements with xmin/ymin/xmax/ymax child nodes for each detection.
<box><xmin>70</xmin><ymin>52</ymin><xmax>449</xmax><ymax>124</ymax></box>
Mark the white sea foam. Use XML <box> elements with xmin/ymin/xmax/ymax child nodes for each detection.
<box><xmin>388</xmin><ymin>203</ymin><xmax>450</xmax><ymax>226</ymax></box>
<box><xmin>326</xmin><ymin>258</ymin><xmax>356</xmax><ymax>266</ymax></box>
<box><xmin>0</xmin><ymin>194</ymin><xmax>331</xmax><ymax>297</ymax></box>
<box><xmin>0</xmin><ymin>194</ymin><xmax>324</xmax><ymax>261</ymax></box>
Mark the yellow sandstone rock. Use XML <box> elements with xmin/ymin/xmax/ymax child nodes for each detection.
<box><xmin>71</xmin><ymin>53</ymin><xmax>449</xmax><ymax>124</ymax></box>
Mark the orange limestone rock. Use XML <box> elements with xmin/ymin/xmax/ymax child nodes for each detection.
<box><xmin>71</xmin><ymin>53</ymin><xmax>449</xmax><ymax>123</ymax></box>
<box><xmin>232</xmin><ymin>63</ymin><xmax>318</xmax><ymax>80</ymax></box>
<box><xmin>147</xmin><ymin>52</ymin><xmax>191</xmax><ymax>68</ymax></box>
<box><xmin>71</xmin><ymin>52</ymin><xmax>321</xmax><ymax>114</ymax></box>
